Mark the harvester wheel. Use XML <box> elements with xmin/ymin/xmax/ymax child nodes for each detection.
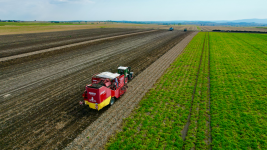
<box><xmin>110</xmin><ymin>97</ymin><xmax>115</xmax><ymax>106</ymax></box>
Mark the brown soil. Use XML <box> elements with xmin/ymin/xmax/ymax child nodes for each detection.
<box><xmin>0</xmin><ymin>23</ymin><xmax>197</xmax><ymax>35</ymax></box>
<box><xmin>0</xmin><ymin>30</ymin><xmax>193</xmax><ymax>149</ymax></box>
<box><xmin>0</xmin><ymin>30</ymin><xmax>157</xmax><ymax>67</ymax></box>
<box><xmin>0</xmin><ymin>28</ymin><xmax>147</xmax><ymax>58</ymax></box>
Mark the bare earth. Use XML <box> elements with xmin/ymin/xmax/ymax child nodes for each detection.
<box><xmin>0</xmin><ymin>29</ymin><xmax>193</xmax><ymax>149</ymax></box>
<box><xmin>0</xmin><ymin>30</ymin><xmax>155</xmax><ymax>62</ymax></box>
<box><xmin>0</xmin><ymin>28</ymin><xmax>146</xmax><ymax>58</ymax></box>
<box><xmin>0</xmin><ymin>23</ymin><xmax>197</xmax><ymax>35</ymax></box>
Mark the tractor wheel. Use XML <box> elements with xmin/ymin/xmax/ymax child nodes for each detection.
<box><xmin>127</xmin><ymin>75</ymin><xmax>132</xmax><ymax>81</ymax></box>
<box><xmin>109</xmin><ymin>97</ymin><xmax>115</xmax><ymax>106</ymax></box>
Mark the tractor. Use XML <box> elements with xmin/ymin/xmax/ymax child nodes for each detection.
<box><xmin>184</xmin><ymin>28</ymin><xmax>187</xmax><ymax>32</ymax></box>
<box><xmin>117</xmin><ymin>66</ymin><xmax>133</xmax><ymax>80</ymax></box>
<box><xmin>80</xmin><ymin>66</ymin><xmax>133</xmax><ymax>110</ymax></box>
<box><xmin>169</xmin><ymin>27</ymin><xmax>174</xmax><ymax>31</ymax></box>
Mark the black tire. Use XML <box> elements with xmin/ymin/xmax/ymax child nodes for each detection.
<box><xmin>128</xmin><ymin>74</ymin><xmax>133</xmax><ymax>80</ymax></box>
<box><xmin>109</xmin><ymin>97</ymin><xmax>115</xmax><ymax>106</ymax></box>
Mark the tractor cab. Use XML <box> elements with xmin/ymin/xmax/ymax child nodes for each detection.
<box><xmin>118</xmin><ymin>66</ymin><xmax>134</xmax><ymax>80</ymax></box>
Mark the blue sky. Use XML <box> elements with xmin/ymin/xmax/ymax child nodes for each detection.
<box><xmin>0</xmin><ymin>0</ymin><xmax>266</xmax><ymax>21</ymax></box>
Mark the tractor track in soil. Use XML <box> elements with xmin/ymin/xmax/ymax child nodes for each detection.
<box><xmin>207</xmin><ymin>32</ymin><xmax>212</xmax><ymax>150</ymax></box>
<box><xmin>1</xmin><ymin>30</ymin><xmax>193</xmax><ymax>149</ymax></box>
<box><xmin>181</xmin><ymin>32</ymin><xmax>206</xmax><ymax>149</ymax></box>
<box><xmin>65</xmin><ymin>32</ymin><xmax>198</xmax><ymax>150</ymax></box>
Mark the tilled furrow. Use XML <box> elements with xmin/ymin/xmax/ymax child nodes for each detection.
<box><xmin>2</xmin><ymin>36</ymin><xmax>164</xmax><ymax>147</ymax></box>
<box><xmin>1</xmin><ymin>31</ymin><xmax>189</xmax><ymax>149</ymax></box>
<box><xmin>0</xmin><ymin>30</ymin><xmax>156</xmax><ymax>64</ymax></box>
<box><xmin>0</xmin><ymin>28</ymin><xmax>135</xmax><ymax>46</ymax></box>
<box><xmin>34</xmin><ymin>31</ymin><xmax>186</xmax><ymax>149</ymax></box>
<box><xmin>0</xmin><ymin>29</ymin><xmax>146</xmax><ymax>57</ymax></box>
<box><xmin>0</xmin><ymin>30</ymin><xmax>164</xmax><ymax>97</ymax></box>
<box><xmin>0</xmin><ymin>31</ymin><xmax>174</xmax><ymax>122</ymax></box>
<box><xmin>0</xmin><ymin>30</ymin><xmax>162</xmax><ymax>80</ymax></box>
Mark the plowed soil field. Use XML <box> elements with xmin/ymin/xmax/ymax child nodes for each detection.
<box><xmin>0</xmin><ymin>28</ymin><xmax>193</xmax><ymax>149</ymax></box>
<box><xmin>0</xmin><ymin>28</ymin><xmax>147</xmax><ymax>58</ymax></box>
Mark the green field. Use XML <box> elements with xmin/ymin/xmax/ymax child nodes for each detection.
<box><xmin>106</xmin><ymin>32</ymin><xmax>267</xmax><ymax>149</ymax></box>
<box><xmin>197</xmin><ymin>26</ymin><xmax>201</xmax><ymax>31</ymax></box>
<box><xmin>210</xmin><ymin>32</ymin><xmax>267</xmax><ymax>149</ymax></box>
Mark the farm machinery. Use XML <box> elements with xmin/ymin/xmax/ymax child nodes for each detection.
<box><xmin>80</xmin><ymin>66</ymin><xmax>133</xmax><ymax>110</ymax></box>
<box><xmin>169</xmin><ymin>27</ymin><xmax>174</xmax><ymax>31</ymax></box>
<box><xmin>184</xmin><ymin>28</ymin><xmax>187</xmax><ymax>32</ymax></box>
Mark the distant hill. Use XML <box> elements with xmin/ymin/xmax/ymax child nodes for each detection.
<box><xmin>113</xmin><ymin>19</ymin><xmax>267</xmax><ymax>27</ymax></box>
<box><xmin>215</xmin><ymin>19</ymin><xmax>267</xmax><ymax>24</ymax></box>
<box><xmin>231</xmin><ymin>19</ymin><xmax>267</xmax><ymax>24</ymax></box>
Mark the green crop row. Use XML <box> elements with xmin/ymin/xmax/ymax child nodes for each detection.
<box><xmin>209</xmin><ymin>32</ymin><xmax>267</xmax><ymax>149</ymax></box>
<box><xmin>183</xmin><ymin>32</ymin><xmax>210</xmax><ymax>150</ymax></box>
<box><xmin>228</xmin><ymin>33</ymin><xmax>267</xmax><ymax>53</ymax></box>
<box><xmin>106</xmin><ymin>32</ymin><xmax>208</xmax><ymax>149</ymax></box>
<box><xmin>106</xmin><ymin>32</ymin><xmax>267</xmax><ymax>149</ymax></box>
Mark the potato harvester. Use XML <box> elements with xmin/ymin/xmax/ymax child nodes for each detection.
<box><xmin>80</xmin><ymin>66</ymin><xmax>133</xmax><ymax>110</ymax></box>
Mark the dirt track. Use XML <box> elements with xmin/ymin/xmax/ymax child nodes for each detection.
<box><xmin>0</xmin><ymin>29</ymin><xmax>192</xmax><ymax>149</ymax></box>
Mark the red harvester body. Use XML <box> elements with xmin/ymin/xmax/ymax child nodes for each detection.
<box><xmin>81</xmin><ymin>71</ymin><xmax>128</xmax><ymax>110</ymax></box>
